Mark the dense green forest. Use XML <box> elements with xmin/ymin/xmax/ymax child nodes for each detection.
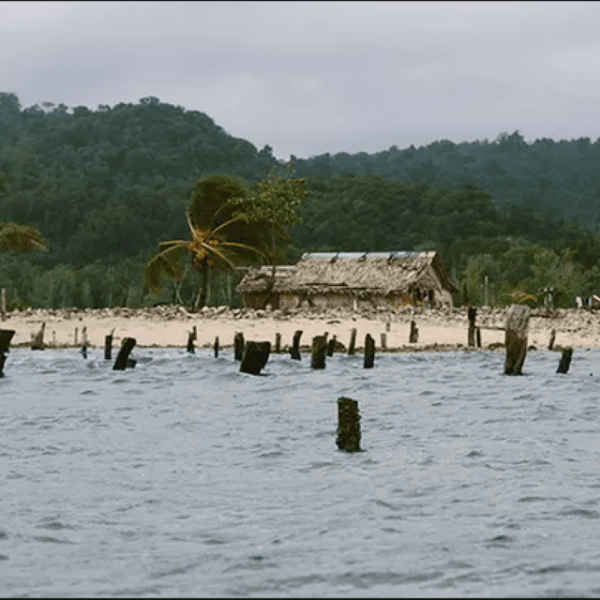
<box><xmin>1</xmin><ymin>91</ymin><xmax>600</xmax><ymax>310</ymax></box>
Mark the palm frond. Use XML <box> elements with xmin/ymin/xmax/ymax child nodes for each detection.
<box><xmin>0</xmin><ymin>222</ymin><xmax>48</xmax><ymax>252</ymax></box>
<box><xmin>144</xmin><ymin>243</ymin><xmax>187</xmax><ymax>293</ymax></box>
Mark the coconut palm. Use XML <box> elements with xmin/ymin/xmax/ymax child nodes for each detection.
<box><xmin>0</xmin><ymin>222</ymin><xmax>47</xmax><ymax>252</ymax></box>
<box><xmin>145</xmin><ymin>206</ymin><xmax>263</xmax><ymax>311</ymax></box>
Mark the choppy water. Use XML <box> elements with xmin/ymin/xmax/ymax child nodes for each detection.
<box><xmin>3</xmin><ymin>345</ymin><xmax>600</xmax><ymax>598</ymax></box>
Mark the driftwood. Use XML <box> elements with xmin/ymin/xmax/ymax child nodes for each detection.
<box><xmin>240</xmin><ymin>341</ymin><xmax>270</xmax><ymax>375</ymax></box>
<box><xmin>504</xmin><ymin>305</ymin><xmax>530</xmax><ymax>375</ymax></box>
<box><xmin>336</xmin><ymin>397</ymin><xmax>361</xmax><ymax>452</ymax></box>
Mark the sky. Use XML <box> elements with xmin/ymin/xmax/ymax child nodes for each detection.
<box><xmin>2</xmin><ymin>0</ymin><xmax>599</xmax><ymax>161</ymax></box>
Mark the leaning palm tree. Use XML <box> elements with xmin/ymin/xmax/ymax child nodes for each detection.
<box><xmin>0</xmin><ymin>222</ymin><xmax>47</xmax><ymax>252</ymax></box>
<box><xmin>145</xmin><ymin>207</ymin><xmax>264</xmax><ymax>311</ymax></box>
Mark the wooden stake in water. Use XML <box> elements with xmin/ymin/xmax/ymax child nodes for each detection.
<box><xmin>327</xmin><ymin>335</ymin><xmax>336</xmax><ymax>357</ymax></box>
<box><xmin>240</xmin><ymin>341</ymin><xmax>271</xmax><ymax>375</ymax></box>
<box><xmin>504</xmin><ymin>304</ymin><xmax>530</xmax><ymax>375</ymax></box>
<box><xmin>557</xmin><ymin>347</ymin><xmax>573</xmax><ymax>374</ymax></box>
<box><xmin>234</xmin><ymin>332</ymin><xmax>244</xmax><ymax>361</ymax></box>
<box><xmin>348</xmin><ymin>328</ymin><xmax>357</xmax><ymax>355</ymax></box>
<box><xmin>214</xmin><ymin>336</ymin><xmax>219</xmax><ymax>358</ymax></box>
<box><xmin>467</xmin><ymin>307</ymin><xmax>477</xmax><ymax>347</ymax></box>
<box><xmin>364</xmin><ymin>333</ymin><xmax>375</xmax><ymax>368</ymax></box>
<box><xmin>0</xmin><ymin>329</ymin><xmax>15</xmax><ymax>377</ymax></box>
<box><xmin>311</xmin><ymin>335</ymin><xmax>327</xmax><ymax>369</ymax></box>
<box><xmin>187</xmin><ymin>326</ymin><xmax>197</xmax><ymax>353</ymax></box>
<box><xmin>113</xmin><ymin>337</ymin><xmax>136</xmax><ymax>370</ymax></box>
<box><xmin>275</xmin><ymin>332</ymin><xmax>281</xmax><ymax>353</ymax></box>
<box><xmin>548</xmin><ymin>328</ymin><xmax>556</xmax><ymax>351</ymax></box>
<box><xmin>409</xmin><ymin>320</ymin><xmax>419</xmax><ymax>344</ymax></box>
<box><xmin>290</xmin><ymin>329</ymin><xmax>302</xmax><ymax>360</ymax></box>
<box><xmin>31</xmin><ymin>322</ymin><xmax>46</xmax><ymax>350</ymax></box>
<box><xmin>336</xmin><ymin>397</ymin><xmax>361</xmax><ymax>452</ymax></box>
<box><xmin>105</xmin><ymin>328</ymin><xmax>115</xmax><ymax>360</ymax></box>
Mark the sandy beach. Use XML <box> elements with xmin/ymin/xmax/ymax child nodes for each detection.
<box><xmin>2</xmin><ymin>304</ymin><xmax>599</xmax><ymax>353</ymax></box>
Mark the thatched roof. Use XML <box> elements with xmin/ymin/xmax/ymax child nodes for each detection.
<box><xmin>238</xmin><ymin>251</ymin><xmax>458</xmax><ymax>296</ymax></box>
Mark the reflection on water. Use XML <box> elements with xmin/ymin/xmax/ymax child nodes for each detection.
<box><xmin>2</xmin><ymin>346</ymin><xmax>600</xmax><ymax>597</ymax></box>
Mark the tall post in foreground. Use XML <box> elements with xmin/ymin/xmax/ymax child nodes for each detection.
<box><xmin>364</xmin><ymin>333</ymin><xmax>375</xmax><ymax>368</ymax></box>
<box><xmin>504</xmin><ymin>304</ymin><xmax>530</xmax><ymax>375</ymax></box>
<box><xmin>409</xmin><ymin>320</ymin><xmax>419</xmax><ymax>343</ymax></box>
<box><xmin>467</xmin><ymin>307</ymin><xmax>477</xmax><ymax>347</ymax></box>
<box><xmin>0</xmin><ymin>329</ymin><xmax>15</xmax><ymax>377</ymax></box>
<box><xmin>311</xmin><ymin>335</ymin><xmax>327</xmax><ymax>369</ymax></box>
<box><xmin>234</xmin><ymin>332</ymin><xmax>244</xmax><ymax>361</ymax></box>
<box><xmin>557</xmin><ymin>347</ymin><xmax>573</xmax><ymax>374</ymax></box>
<box><xmin>336</xmin><ymin>397</ymin><xmax>361</xmax><ymax>452</ymax></box>
<box><xmin>348</xmin><ymin>328</ymin><xmax>357</xmax><ymax>355</ymax></box>
<box><xmin>290</xmin><ymin>330</ymin><xmax>302</xmax><ymax>360</ymax></box>
<box><xmin>105</xmin><ymin>328</ymin><xmax>115</xmax><ymax>360</ymax></box>
<box><xmin>240</xmin><ymin>341</ymin><xmax>271</xmax><ymax>375</ymax></box>
<box><xmin>113</xmin><ymin>337</ymin><xmax>136</xmax><ymax>370</ymax></box>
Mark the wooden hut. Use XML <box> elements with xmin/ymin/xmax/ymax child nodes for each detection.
<box><xmin>237</xmin><ymin>251</ymin><xmax>458</xmax><ymax>310</ymax></box>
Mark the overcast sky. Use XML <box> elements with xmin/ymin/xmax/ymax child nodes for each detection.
<box><xmin>2</xmin><ymin>1</ymin><xmax>599</xmax><ymax>160</ymax></box>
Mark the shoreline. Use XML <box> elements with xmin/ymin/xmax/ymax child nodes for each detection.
<box><xmin>1</xmin><ymin>304</ymin><xmax>599</xmax><ymax>352</ymax></box>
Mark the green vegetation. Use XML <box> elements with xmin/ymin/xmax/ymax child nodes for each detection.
<box><xmin>1</xmin><ymin>91</ymin><xmax>600</xmax><ymax>310</ymax></box>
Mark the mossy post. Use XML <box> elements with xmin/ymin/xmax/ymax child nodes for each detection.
<box><xmin>348</xmin><ymin>328</ymin><xmax>357</xmax><ymax>355</ymax></box>
<box><xmin>557</xmin><ymin>347</ymin><xmax>573</xmax><ymax>374</ymax></box>
<box><xmin>240</xmin><ymin>341</ymin><xmax>271</xmax><ymax>375</ymax></box>
<box><xmin>105</xmin><ymin>328</ymin><xmax>115</xmax><ymax>360</ymax></box>
<box><xmin>467</xmin><ymin>307</ymin><xmax>477</xmax><ymax>347</ymax></box>
<box><xmin>0</xmin><ymin>329</ymin><xmax>15</xmax><ymax>377</ymax></box>
<box><xmin>290</xmin><ymin>329</ymin><xmax>302</xmax><ymax>360</ymax></box>
<box><xmin>336</xmin><ymin>397</ymin><xmax>361</xmax><ymax>452</ymax></box>
<box><xmin>234</xmin><ymin>332</ymin><xmax>244</xmax><ymax>361</ymax></box>
<box><xmin>311</xmin><ymin>335</ymin><xmax>327</xmax><ymax>369</ymax></box>
<box><xmin>187</xmin><ymin>326</ymin><xmax>197</xmax><ymax>353</ymax></box>
<box><xmin>364</xmin><ymin>333</ymin><xmax>375</xmax><ymax>368</ymax></box>
<box><xmin>409</xmin><ymin>320</ymin><xmax>419</xmax><ymax>343</ymax></box>
<box><xmin>214</xmin><ymin>336</ymin><xmax>219</xmax><ymax>358</ymax></box>
<box><xmin>504</xmin><ymin>304</ymin><xmax>530</xmax><ymax>375</ymax></box>
<box><xmin>113</xmin><ymin>337</ymin><xmax>136</xmax><ymax>371</ymax></box>
<box><xmin>31</xmin><ymin>322</ymin><xmax>46</xmax><ymax>350</ymax></box>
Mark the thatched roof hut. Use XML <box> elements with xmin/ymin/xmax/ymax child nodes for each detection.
<box><xmin>238</xmin><ymin>251</ymin><xmax>458</xmax><ymax>310</ymax></box>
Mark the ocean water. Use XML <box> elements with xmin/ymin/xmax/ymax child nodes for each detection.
<box><xmin>2</xmin><ymin>345</ymin><xmax>600</xmax><ymax>598</ymax></box>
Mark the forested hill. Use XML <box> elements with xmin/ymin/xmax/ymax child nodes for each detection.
<box><xmin>1</xmin><ymin>91</ymin><xmax>600</xmax><ymax>310</ymax></box>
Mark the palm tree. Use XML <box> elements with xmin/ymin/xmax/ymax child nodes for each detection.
<box><xmin>145</xmin><ymin>207</ymin><xmax>263</xmax><ymax>311</ymax></box>
<box><xmin>0</xmin><ymin>222</ymin><xmax>47</xmax><ymax>252</ymax></box>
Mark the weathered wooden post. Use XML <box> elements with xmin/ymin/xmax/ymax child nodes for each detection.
<box><xmin>557</xmin><ymin>347</ymin><xmax>573</xmax><ymax>374</ymax></box>
<box><xmin>113</xmin><ymin>337</ymin><xmax>136</xmax><ymax>370</ymax></box>
<box><xmin>104</xmin><ymin>328</ymin><xmax>115</xmax><ymax>360</ymax></box>
<box><xmin>74</xmin><ymin>326</ymin><xmax>78</xmax><ymax>346</ymax></box>
<box><xmin>240</xmin><ymin>341</ymin><xmax>271</xmax><ymax>375</ymax></box>
<box><xmin>476</xmin><ymin>326</ymin><xmax>482</xmax><ymax>348</ymax></box>
<box><xmin>311</xmin><ymin>335</ymin><xmax>327</xmax><ymax>369</ymax></box>
<box><xmin>214</xmin><ymin>336</ymin><xmax>219</xmax><ymax>358</ymax></box>
<box><xmin>1</xmin><ymin>288</ymin><xmax>6</xmax><ymax>321</ymax></box>
<box><xmin>234</xmin><ymin>332</ymin><xmax>244</xmax><ymax>361</ymax></box>
<box><xmin>364</xmin><ymin>333</ymin><xmax>375</xmax><ymax>368</ymax></box>
<box><xmin>380</xmin><ymin>332</ymin><xmax>387</xmax><ymax>351</ymax></box>
<box><xmin>290</xmin><ymin>329</ymin><xmax>302</xmax><ymax>360</ymax></box>
<box><xmin>468</xmin><ymin>307</ymin><xmax>477</xmax><ymax>347</ymax></box>
<box><xmin>504</xmin><ymin>304</ymin><xmax>531</xmax><ymax>375</ymax></box>
<box><xmin>548</xmin><ymin>328</ymin><xmax>556</xmax><ymax>351</ymax></box>
<box><xmin>336</xmin><ymin>397</ymin><xmax>361</xmax><ymax>452</ymax></box>
<box><xmin>0</xmin><ymin>329</ymin><xmax>15</xmax><ymax>377</ymax></box>
<box><xmin>348</xmin><ymin>328</ymin><xmax>357</xmax><ymax>355</ymax></box>
<box><xmin>81</xmin><ymin>326</ymin><xmax>88</xmax><ymax>358</ymax></box>
<box><xmin>386</xmin><ymin>319</ymin><xmax>391</xmax><ymax>332</ymax></box>
<box><xmin>327</xmin><ymin>335</ymin><xmax>336</xmax><ymax>357</ymax></box>
<box><xmin>31</xmin><ymin>322</ymin><xmax>46</xmax><ymax>350</ymax></box>
<box><xmin>187</xmin><ymin>325</ymin><xmax>197</xmax><ymax>353</ymax></box>
<box><xmin>275</xmin><ymin>332</ymin><xmax>281</xmax><ymax>353</ymax></box>
<box><xmin>409</xmin><ymin>320</ymin><xmax>419</xmax><ymax>343</ymax></box>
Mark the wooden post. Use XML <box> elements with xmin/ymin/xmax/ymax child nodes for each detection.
<box><xmin>0</xmin><ymin>329</ymin><xmax>15</xmax><ymax>377</ymax></box>
<box><xmin>386</xmin><ymin>319</ymin><xmax>391</xmax><ymax>332</ymax></box>
<box><xmin>31</xmin><ymin>322</ymin><xmax>46</xmax><ymax>350</ymax></box>
<box><xmin>348</xmin><ymin>328</ymin><xmax>357</xmax><ymax>355</ymax></box>
<box><xmin>476</xmin><ymin>326</ymin><xmax>482</xmax><ymax>348</ymax></box>
<box><xmin>187</xmin><ymin>326</ymin><xmax>197</xmax><ymax>353</ymax></box>
<box><xmin>290</xmin><ymin>329</ymin><xmax>302</xmax><ymax>360</ymax></box>
<box><xmin>548</xmin><ymin>328</ymin><xmax>556</xmax><ymax>351</ymax></box>
<box><xmin>81</xmin><ymin>326</ymin><xmax>88</xmax><ymax>358</ymax></box>
<box><xmin>557</xmin><ymin>347</ymin><xmax>573</xmax><ymax>374</ymax></box>
<box><xmin>311</xmin><ymin>335</ymin><xmax>327</xmax><ymax>369</ymax></box>
<box><xmin>1</xmin><ymin>288</ymin><xmax>5</xmax><ymax>321</ymax></box>
<box><xmin>467</xmin><ymin>307</ymin><xmax>477</xmax><ymax>347</ymax></box>
<box><xmin>240</xmin><ymin>341</ymin><xmax>271</xmax><ymax>375</ymax></box>
<box><xmin>113</xmin><ymin>337</ymin><xmax>136</xmax><ymax>370</ymax></box>
<box><xmin>504</xmin><ymin>304</ymin><xmax>530</xmax><ymax>375</ymax></box>
<box><xmin>105</xmin><ymin>328</ymin><xmax>114</xmax><ymax>360</ymax></box>
<box><xmin>380</xmin><ymin>332</ymin><xmax>387</xmax><ymax>350</ymax></box>
<box><xmin>409</xmin><ymin>320</ymin><xmax>419</xmax><ymax>343</ymax></box>
<box><xmin>234</xmin><ymin>332</ymin><xmax>244</xmax><ymax>361</ymax></box>
<box><xmin>74</xmin><ymin>327</ymin><xmax>78</xmax><ymax>346</ymax></box>
<box><xmin>214</xmin><ymin>336</ymin><xmax>219</xmax><ymax>358</ymax></box>
<box><xmin>275</xmin><ymin>332</ymin><xmax>281</xmax><ymax>353</ymax></box>
<box><xmin>364</xmin><ymin>333</ymin><xmax>375</xmax><ymax>368</ymax></box>
<box><xmin>327</xmin><ymin>335</ymin><xmax>336</xmax><ymax>357</ymax></box>
<box><xmin>336</xmin><ymin>397</ymin><xmax>361</xmax><ymax>452</ymax></box>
